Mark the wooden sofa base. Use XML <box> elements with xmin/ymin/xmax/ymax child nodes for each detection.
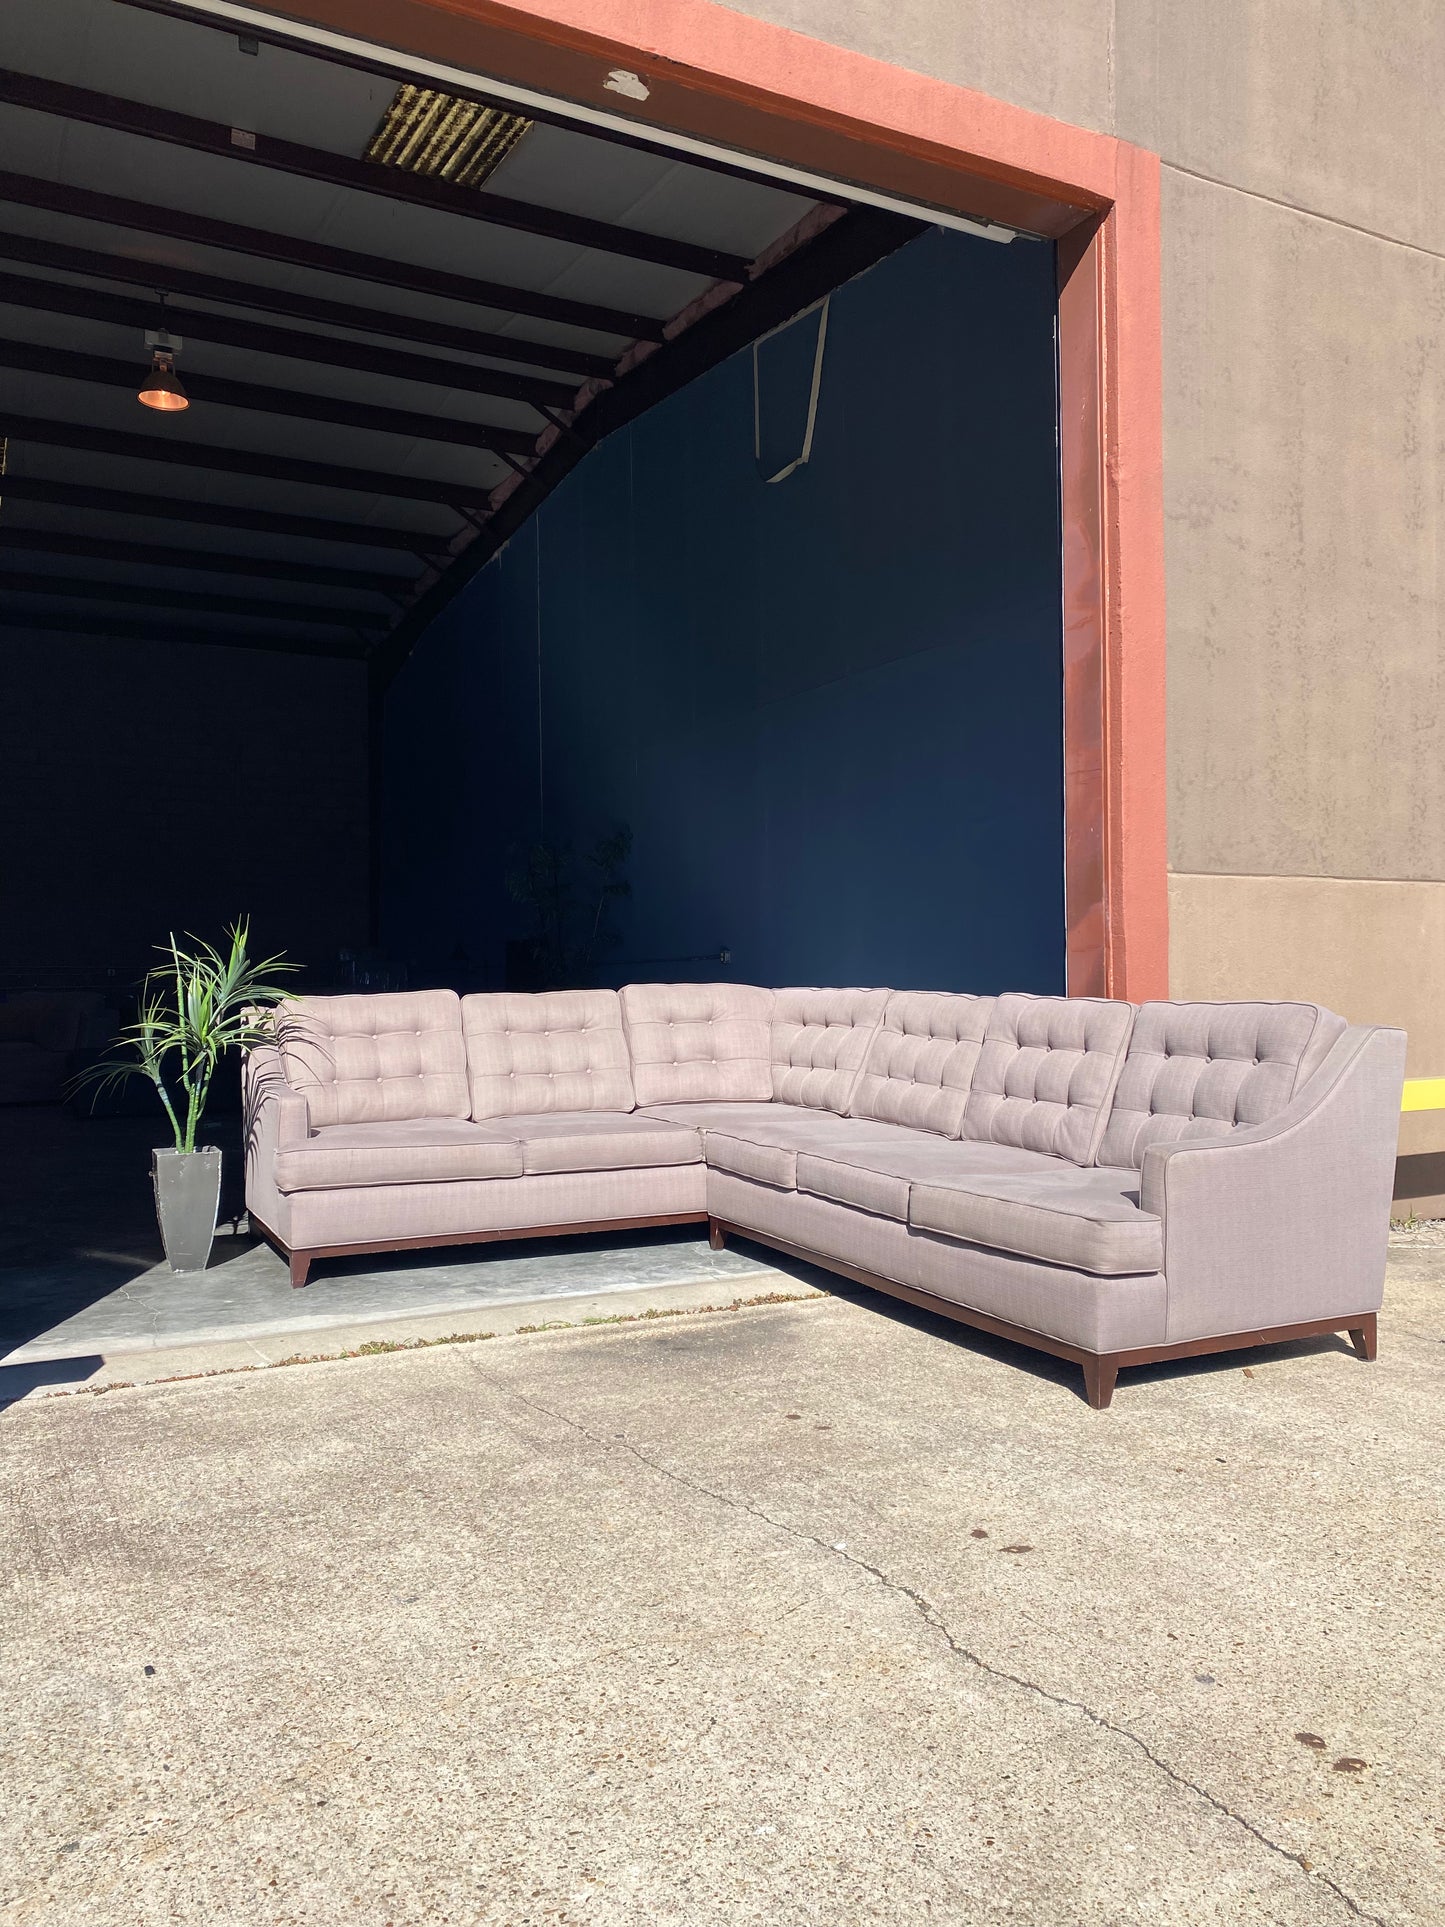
<box><xmin>708</xmin><ymin>1218</ymin><xmax>1378</xmax><ymax>1410</ymax></box>
<box><xmin>250</xmin><ymin>1211</ymin><xmax>709</xmax><ymax>1290</ymax></box>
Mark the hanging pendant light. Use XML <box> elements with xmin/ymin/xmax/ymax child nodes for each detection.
<box><xmin>138</xmin><ymin>348</ymin><xmax>188</xmax><ymax>411</ymax></box>
<box><xmin>138</xmin><ymin>293</ymin><xmax>189</xmax><ymax>412</ymax></box>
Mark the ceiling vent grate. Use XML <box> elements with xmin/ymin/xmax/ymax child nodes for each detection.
<box><xmin>364</xmin><ymin>84</ymin><xmax>532</xmax><ymax>188</ymax></box>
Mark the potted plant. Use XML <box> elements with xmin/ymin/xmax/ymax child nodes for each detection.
<box><xmin>75</xmin><ymin>921</ymin><xmax>295</xmax><ymax>1273</ymax></box>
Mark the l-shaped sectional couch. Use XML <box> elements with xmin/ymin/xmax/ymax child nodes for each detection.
<box><xmin>243</xmin><ymin>983</ymin><xmax>1404</xmax><ymax>1407</ymax></box>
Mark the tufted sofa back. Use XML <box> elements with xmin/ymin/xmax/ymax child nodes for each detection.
<box><xmin>620</xmin><ymin>982</ymin><xmax>774</xmax><ymax>1106</ymax></box>
<box><xmin>277</xmin><ymin>990</ymin><xmax>470</xmax><ymax>1128</ymax></box>
<box><xmin>963</xmin><ymin>993</ymin><xmax>1135</xmax><ymax>1166</ymax></box>
<box><xmin>1096</xmin><ymin>1000</ymin><xmax>1348</xmax><ymax>1170</ymax></box>
<box><xmin>462</xmin><ymin>989</ymin><xmax>634</xmax><ymax>1119</ymax></box>
<box><xmin>849</xmin><ymin>991</ymin><xmax>995</xmax><ymax>1137</ymax></box>
<box><xmin>772</xmin><ymin>987</ymin><xmax>891</xmax><ymax>1114</ymax></box>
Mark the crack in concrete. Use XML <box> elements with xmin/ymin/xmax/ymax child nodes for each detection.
<box><xmin>489</xmin><ymin>1373</ymin><xmax>1389</xmax><ymax>1927</ymax></box>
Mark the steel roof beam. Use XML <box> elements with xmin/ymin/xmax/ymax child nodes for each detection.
<box><xmin>1</xmin><ymin>412</ymin><xmax>490</xmax><ymax>508</ymax></box>
<box><xmin>0</xmin><ymin>172</ymin><xmax>665</xmax><ymax>343</ymax></box>
<box><xmin>0</xmin><ymin>69</ymin><xmax>748</xmax><ymax>282</ymax></box>
<box><xmin>0</xmin><ymin>473</ymin><xmax>452</xmax><ymax>555</ymax></box>
<box><xmin>112</xmin><ymin>0</ymin><xmax>817</xmax><ymax>205</ymax></box>
<box><xmin>0</xmin><ymin>527</ymin><xmax>415</xmax><ymax>596</ymax></box>
<box><xmin>0</xmin><ymin>231</ymin><xmax>616</xmax><ymax>380</ymax></box>
<box><xmin>373</xmin><ymin>206</ymin><xmax>923</xmax><ymax>683</ymax></box>
<box><xmin>0</xmin><ymin>269</ymin><xmax>582</xmax><ymax>409</ymax></box>
<box><xmin>0</xmin><ymin>568</ymin><xmax>387</xmax><ymax>627</ymax></box>
<box><xmin>0</xmin><ymin>335</ymin><xmax>539</xmax><ymax>455</ymax></box>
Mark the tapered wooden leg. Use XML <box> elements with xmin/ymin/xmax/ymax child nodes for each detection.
<box><xmin>1347</xmin><ymin>1315</ymin><xmax>1377</xmax><ymax>1361</ymax></box>
<box><xmin>289</xmin><ymin>1250</ymin><xmax>312</xmax><ymax>1289</ymax></box>
<box><xmin>708</xmin><ymin>1219</ymin><xmax>727</xmax><ymax>1252</ymax></box>
<box><xmin>1081</xmin><ymin>1354</ymin><xmax>1119</xmax><ymax>1410</ymax></box>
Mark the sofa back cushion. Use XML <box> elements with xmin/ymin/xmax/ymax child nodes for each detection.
<box><xmin>772</xmin><ymin>987</ymin><xmax>891</xmax><ymax>1113</ymax></box>
<box><xmin>277</xmin><ymin>990</ymin><xmax>469</xmax><ymax>1128</ymax></box>
<box><xmin>462</xmin><ymin>989</ymin><xmax>634</xmax><ymax>1120</ymax></box>
<box><xmin>849</xmin><ymin>991</ymin><xmax>995</xmax><ymax>1137</ymax></box>
<box><xmin>963</xmin><ymin>993</ymin><xmax>1134</xmax><ymax>1166</ymax></box>
<box><xmin>1096</xmin><ymin>1000</ymin><xmax>1349</xmax><ymax>1170</ymax></box>
<box><xmin>620</xmin><ymin>983</ymin><xmax>774</xmax><ymax>1106</ymax></box>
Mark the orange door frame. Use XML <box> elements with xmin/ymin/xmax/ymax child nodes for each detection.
<box><xmin>248</xmin><ymin>0</ymin><xmax>1168</xmax><ymax>998</ymax></box>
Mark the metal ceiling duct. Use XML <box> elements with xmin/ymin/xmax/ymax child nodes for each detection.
<box><xmin>364</xmin><ymin>84</ymin><xmax>532</xmax><ymax>188</ymax></box>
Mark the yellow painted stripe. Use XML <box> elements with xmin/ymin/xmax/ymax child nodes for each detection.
<box><xmin>1402</xmin><ymin>1078</ymin><xmax>1445</xmax><ymax>1112</ymax></box>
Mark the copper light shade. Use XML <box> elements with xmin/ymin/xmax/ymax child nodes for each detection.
<box><xmin>138</xmin><ymin>348</ymin><xmax>188</xmax><ymax>411</ymax></box>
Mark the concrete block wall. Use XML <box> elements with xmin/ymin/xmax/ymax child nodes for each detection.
<box><xmin>722</xmin><ymin>0</ymin><xmax>1445</xmax><ymax>1202</ymax></box>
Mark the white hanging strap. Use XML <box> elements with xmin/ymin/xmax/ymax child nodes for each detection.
<box><xmin>753</xmin><ymin>295</ymin><xmax>831</xmax><ymax>485</ymax></box>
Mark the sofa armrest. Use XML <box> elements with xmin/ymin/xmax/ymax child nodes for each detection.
<box><xmin>1140</xmin><ymin>1026</ymin><xmax>1405</xmax><ymax>1343</ymax></box>
<box><xmin>242</xmin><ymin>1046</ymin><xmax>310</xmax><ymax>1237</ymax></box>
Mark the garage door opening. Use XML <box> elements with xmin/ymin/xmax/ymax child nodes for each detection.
<box><xmin>0</xmin><ymin>0</ymin><xmax>1157</xmax><ymax>1033</ymax></box>
<box><xmin>382</xmin><ymin>218</ymin><xmax>1064</xmax><ymax>992</ymax></box>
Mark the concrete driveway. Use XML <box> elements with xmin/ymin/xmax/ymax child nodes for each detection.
<box><xmin>3</xmin><ymin>1242</ymin><xmax>1443</xmax><ymax>1926</ymax></box>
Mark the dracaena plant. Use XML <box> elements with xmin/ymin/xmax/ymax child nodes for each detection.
<box><xmin>74</xmin><ymin>920</ymin><xmax>296</xmax><ymax>1152</ymax></box>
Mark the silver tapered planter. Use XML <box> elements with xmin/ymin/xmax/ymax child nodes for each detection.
<box><xmin>151</xmin><ymin>1146</ymin><xmax>222</xmax><ymax>1273</ymax></box>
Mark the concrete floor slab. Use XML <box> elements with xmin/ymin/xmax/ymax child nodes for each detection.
<box><xmin>2</xmin><ymin>1235</ymin><xmax>1442</xmax><ymax>1925</ymax></box>
<box><xmin>0</xmin><ymin>1222</ymin><xmax>794</xmax><ymax>1363</ymax></box>
<box><xmin>0</xmin><ymin>1110</ymin><xmax>799</xmax><ymax>1381</ymax></box>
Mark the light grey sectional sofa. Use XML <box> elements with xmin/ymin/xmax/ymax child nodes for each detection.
<box><xmin>243</xmin><ymin>982</ymin><xmax>1404</xmax><ymax>1408</ymax></box>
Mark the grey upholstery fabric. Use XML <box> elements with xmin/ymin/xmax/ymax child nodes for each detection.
<box><xmin>772</xmin><ymin>987</ymin><xmax>890</xmax><ymax>1112</ymax></box>
<box><xmin>1142</xmin><ymin>1026</ymin><xmax>1405</xmax><ymax>1341</ymax></box>
<box><xmin>707</xmin><ymin>1170</ymin><xmax>1169</xmax><ymax>1354</ymax></box>
<box><xmin>849</xmin><ymin>991</ymin><xmax>994</xmax><ymax>1136</ymax></box>
<box><xmin>247</xmin><ymin>988</ymin><xmax>1400</xmax><ymax>1369</ymax></box>
<box><xmin>1097</xmin><ymin>1000</ymin><xmax>1350</xmax><ymax>1170</ymax></box>
<box><xmin>794</xmin><ymin>1138</ymin><xmax>1060</xmax><ymax>1222</ymax></box>
<box><xmin>620</xmin><ymin>983</ymin><xmax>774</xmax><ymax>1105</ymax></box>
<box><xmin>462</xmin><ymin>990</ymin><xmax>634</xmax><ymax>1120</ymax></box>
<box><xmin>276</xmin><ymin>990</ymin><xmax>470</xmax><ymax>1127</ymax></box>
<box><xmin>673</xmin><ymin>1107</ymin><xmax>923</xmax><ymax>1190</ymax></box>
<box><xmin>638</xmin><ymin>1100</ymin><xmax>809</xmax><ymax>1136</ymax></box>
<box><xmin>275</xmin><ymin>1117</ymin><xmax>523</xmax><ymax>1194</ymax></box>
<box><xmin>908</xmin><ymin>1167</ymin><xmax>1161</xmax><ymax>1275</ymax></box>
<box><xmin>706</xmin><ymin>1133</ymin><xmax>796</xmax><ymax>1189</ymax></box>
<box><xmin>472</xmin><ymin>1110</ymin><xmax>701</xmax><ymax>1176</ymax></box>
<box><xmin>963</xmin><ymin>993</ymin><xmax>1134</xmax><ymax>1166</ymax></box>
<box><xmin>242</xmin><ymin>1044</ymin><xmax>305</xmax><ymax>1241</ymax></box>
<box><xmin>283</xmin><ymin>1163</ymin><xmax>707</xmax><ymax>1248</ymax></box>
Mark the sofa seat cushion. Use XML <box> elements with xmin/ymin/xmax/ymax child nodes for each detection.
<box><xmin>478</xmin><ymin>1110</ymin><xmax>702</xmax><ymax>1176</ymax></box>
<box><xmin>274</xmin><ymin>1117</ymin><xmax>524</xmax><ymax>1194</ymax></box>
<box><xmin>638</xmin><ymin>1100</ymin><xmax>803</xmax><ymax>1134</ymax></box>
<box><xmin>908</xmin><ymin>1166</ymin><xmax>1162</xmax><ymax>1276</ymax></box>
<box><xmin>655</xmin><ymin>1105</ymin><xmax>927</xmax><ymax>1190</ymax></box>
<box><xmin>796</xmin><ymin>1139</ymin><xmax>1058</xmax><ymax>1223</ymax></box>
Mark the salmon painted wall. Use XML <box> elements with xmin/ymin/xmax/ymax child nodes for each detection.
<box><xmin>381</xmin><ymin>225</ymin><xmax>1064</xmax><ymax>992</ymax></box>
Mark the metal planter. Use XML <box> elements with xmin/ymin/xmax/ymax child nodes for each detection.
<box><xmin>151</xmin><ymin>1145</ymin><xmax>222</xmax><ymax>1274</ymax></box>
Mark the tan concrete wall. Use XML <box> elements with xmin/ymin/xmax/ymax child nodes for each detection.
<box><xmin>1170</xmin><ymin>871</ymin><xmax>1444</xmax><ymax>1102</ymax></box>
<box><xmin>712</xmin><ymin>0</ymin><xmax>1113</xmax><ymax>129</ymax></box>
<box><xmin>1161</xmin><ymin>171</ymin><xmax>1445</xmax><ymax>882</ymax></box>
<box><xmin>723</xmin><ymin>0</ymin><xmax>1445</xmax><ymax>1166</ymax></box>
<box><xmin>1171</xmin><ymin>872</ymin><xmax>1445</xmax><ymax>1195</ymax></box>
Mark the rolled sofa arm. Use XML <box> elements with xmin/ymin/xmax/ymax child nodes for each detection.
<box><xmin>242</xmin><ymin>1044</ymin><xmax>310</xmax><ymax>1240</ymax></box>
<box><xmin>1140</xmin><ymin>1026</ymin><xmax>1406</xmax><ymax>1343</ymax></box>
